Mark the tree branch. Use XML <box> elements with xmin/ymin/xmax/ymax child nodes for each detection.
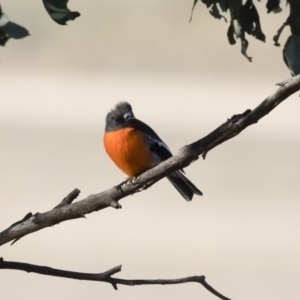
<box><xmin>0</xmin><ymin>257</ymin><xmax>230</xmax><ymax>300</ymax></box>
<box><xmin>1</xmin><ymin>75</ymin><xmax>300</xmax><ymax>247</ymax></box>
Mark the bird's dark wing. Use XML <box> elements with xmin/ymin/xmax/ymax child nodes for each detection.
<box><xmin>131</xmin><ymin>119</ymin><xmax>172</xmax><ymax>161</ymax></box>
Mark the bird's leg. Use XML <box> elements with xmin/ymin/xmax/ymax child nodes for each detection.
<box><xmin>129</xmin><ymin>176</ymin><xmax>139</xmax><ymax>185</ymax></box>
<box><xmin>115</xmin><ymin>178</ymin><xmax>131</xmax><ymax>190</ymax></box>
<box><xmin>115</xmin><ymin>176</ymin><xmax>140</xmax><ymax>190</ymax></box>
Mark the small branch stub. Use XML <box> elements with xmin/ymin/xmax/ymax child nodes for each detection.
<box><xmin>54</xmin><ymin>188</ymin><xmax>81</xmax><ymax>209</ymax></box>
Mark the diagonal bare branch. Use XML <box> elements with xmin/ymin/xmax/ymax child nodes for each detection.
<box><xmin>0</xmin><ymin>257</ymin><xmax>230</xmax><ymax>300</ymax></box>
<box><xmin>0</xmin><ymin>75</ymin><xmax>300</xmax><ymax>247</ymax></box>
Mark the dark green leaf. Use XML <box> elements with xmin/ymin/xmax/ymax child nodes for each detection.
<box><xmin>0</xmin><ymin>29</ymin><xmax>9</xmax><ymax>46</ymax></box>
<box><xmin>0</xmin><ymin>5</ymin><xmax>29</xmax><ymax>47</ymax></box>
<box><xmin>229</xmin><ymin>17</ymin><xmax>252</xmax><ymax>62</ymax></box>
<box><xmin>209</xmin><ymin>3</ymin><xmax>227</xmax><ymax>22</ymax></box>
<box><xmin>239</xmin><ymin>0</ymin><xmax>265</xmax><ymax>42</ymax></box>
<box><xmin>227</xmin><ymin>23</ymin><xmax>236</xmax><ymax>45</ymax></box>
<box><xmin>218</xmin><ymin>0</ymin><xmax>229</xmax><ymax>12</ymax></box>
<box><xmin>266</xmin><ymin>0</ymin><xmax>282</xmax><ymax>13</ymax></box>
<box><xmin>201</xmin><ymin>0</ymin><xmax>215</xmax><ymax>8</ymax></box>
<box><xmin>1</xmin><ymin>23</ymin><xmax>29</xmax><ymax>39</ymax></box>
<box><xmin>240</xmin><ymin>36</ymin><xmax>252</xmax><ymax>62</ymax></box>
<box><xmin>283</xmin><ymin>35</ymin><xmax>300</xmax><ymax>75</ymax></box>
<box><xmin>273</xmin><ymin>21</ymin><xmax>288</xmax><ymax>46</ymax></box>
<box><xmin>42</xmin><ymin>0</ymin><xmax>80</xmax><ymax>25</ymax></box>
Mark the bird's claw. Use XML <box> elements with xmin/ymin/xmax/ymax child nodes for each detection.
<box><xmin>115</xmin><ymin>177</ymin><xmax>139</xmax><ymax>191</ymax></box>
<box><xmin>129</xmin><ymin>176</ymin><xmax>139</xmax><ymax>185</ymax></box>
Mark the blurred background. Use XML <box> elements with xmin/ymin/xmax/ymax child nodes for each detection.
<box><xmin>1</xmin><ymin>1</ymin><xmax>300</xmax><ymax>299</ymax></box>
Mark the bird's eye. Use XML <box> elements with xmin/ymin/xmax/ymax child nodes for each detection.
<box><xmin>114</xmin><ymin>117</ymin><xmax>120</xmax><ymax>124</ymax></box>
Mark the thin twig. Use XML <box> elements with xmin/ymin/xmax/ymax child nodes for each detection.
<box><xmin>0</xmin><ymin>258</ymin><xmax>230</xmax><ymax>300</ymax></box>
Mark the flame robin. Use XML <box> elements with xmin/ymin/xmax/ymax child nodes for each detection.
<box><xmin>103</xmin><ymin>102</ymin><xmax>203</xmax><ymax>201</ymax></box>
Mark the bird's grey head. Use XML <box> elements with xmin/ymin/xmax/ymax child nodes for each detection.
<box><xmin>105</xmin><ymin>102</ymin><xmax>135</xmax><ymax>131</ymax></box>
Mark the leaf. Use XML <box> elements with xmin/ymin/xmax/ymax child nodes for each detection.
<box><xmin>1</xmin><ymin>22</ymin><xmax>29</xmax><ymax>39</ymax></box>
<box><xmin>283</xmin><ymin>35</ymin><xmax>300</xmax><ymax>76</ymax></box>
<box><xmin>42</xmin><ymin>0</ymin><xmax>80</xmax><ymax>25</ymax></box>
<box><xmin>227</xmin><ymin>23</ymin><xmax>236</xmax><ymax>45</ymax></box>
<box><xmin>201</xmin><ymin>0</ymin><xmax>215</xmax><ymax>7</ymax></box>
<box><xmin>218</xmin><ymin>0</ymin><xmax>229</xmax><ymax>12</ymax></box>
<box><xmin>273</xmin><ymin>21</ymin><xmax>288</xmax><ymax>46</ymax></box>
<box><xmin>0</xmin><ymin>5</ymin><xmax>29</xmax><ymax>47</ymax></box>
<box><xmin>228</xmin><ymin>16</ymin><xmax>252</xmax><ymax>62</ymax></box>
<box><xmin>240</xmin><ymin>36</ymin><xmax>252</xmax><ymax>62</ymax></box>
<box><xmin>190</xmin><ymin>0</ymin><xmax>229</xmax><ymax>22</ymax></box>
<box><xmin>189</xmin><ymin>0</ymin><xmax>199</xmax><ymax>22</ymax></box>
<box><xmin>266</xmin><ymin>0</ymin><xmax>282</xmax><ymax>13</ymax></box>
<box><xmin>209</xmin><ymin>3</ymin><xmax>227</xmax><ymax>22</ymax></box>
<box><xmin>239</xmin><ymin>0</ymin><xmax>265</xmax><ymax>42</ymax></box>
<box><xmin>0</xmin><ymin>29</ymin><xmax>10</xmax><ymax>46</ymax></box>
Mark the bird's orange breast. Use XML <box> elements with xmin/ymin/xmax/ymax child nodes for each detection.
<box><xmin>104</xmin><ymin>128</ymin><xmax>153</xmax><ymax>178</ymax></box>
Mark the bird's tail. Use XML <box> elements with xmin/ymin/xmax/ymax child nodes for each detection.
<box><xmin>167</xmin><ymin>171</ymin><xmax>203</xmax><ymax>201</ymax></box>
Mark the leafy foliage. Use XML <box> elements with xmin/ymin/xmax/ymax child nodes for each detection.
<box><xmin>281</xmin><ymin>0</ymin><xmax>300</xmax><ymax>75</ymax></box>
<box><xmin>0</xmin><ymin>0</ymin><xmax>299</xmax><ymax>75</ymax></box>
<box><xmin>0</xmin><ymin>0</ymin><xmax>79</xmax><ymax>50</ymax></box>
<box><xmin>191</xmin><ymin>0</ymin><xmax>300</xmax><ymax>75</ymax></box>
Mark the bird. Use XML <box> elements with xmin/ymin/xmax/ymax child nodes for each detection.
<box><xmin>103</xmin><ymin>102</ymin><xmax>203</xmax><ymax>201</ymax></box>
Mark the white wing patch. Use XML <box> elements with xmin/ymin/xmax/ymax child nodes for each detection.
<box><xmin>148</xmin><ymin>135</ymin><xmax>172</xmax><ymax>153</ymax></box>
<box><xmin>147</xmin><ymin>135</ymin><xmax>172</xmax><ymax>165</ymax></box>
